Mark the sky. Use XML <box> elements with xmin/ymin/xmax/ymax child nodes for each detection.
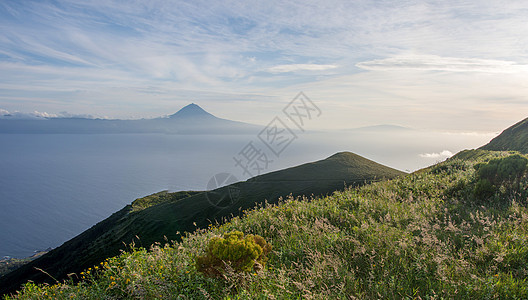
<box><xmin>1</xmin><ymin>0</ymin><xmax>528</xmax><ymax>131</ymax></box>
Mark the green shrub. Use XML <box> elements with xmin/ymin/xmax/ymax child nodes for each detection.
<box><xmin>474</xmin><ymin>154</ymin><xmax>527</xmax><ymax>185</ymax></box>
<box><xmin>473</xmin><ymin>154</ymin><xmax>528</xmax><ymax>201</ymax></box>
<box><xmin>195</xmin><ymin>231</ymin><xmax>271</xmax><ymax>278</ymax></box>
<box><xmin>474</xmin><ymin>178</ymin><xmax>495</xmax><ymax>199</ymax></box>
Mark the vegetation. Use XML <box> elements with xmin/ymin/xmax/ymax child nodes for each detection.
<box><xmin>0</xmin><ymin>260</ymin><xmax>30</xmax><ymax>279</ymax></box>
<box><xmin>4</xmin><ymin>150</ymin><xmax>528</xmax><ymax>299</ymax></box>
<box><xmin>131</xmin><ymin>190</ymin><xmax>202</xmax><ymax>212</ymax></box>
<box><xmin>0</xmin><ymin>152</ymin><xmax>403</xmax><ymax>295</ymax></box>
<box><xmin>196</xmin><ymin>231</ymin><xmax>271</xmax><ymax>277</ymax></box>
<box><xmin>481</xmin><ymin>117</ymin><xmax>528</xmax><ymax>153</ymax></box>
<box><xmin>473</xmin><ymin>154</ymin><xmax>528</xmax><ymax>201</ymax></box>
<box><xmin>0</xmin><ymin>251</ymin><xmax>48</xmax><ymax>277</ymax></box>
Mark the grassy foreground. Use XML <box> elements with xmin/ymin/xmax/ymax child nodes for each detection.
<box><xmin>0</xmin><ymin>151</ymin><xmax>404</xmax><ymax>297</ymax></box>
<box><xmin>5</xmin><ymin>150</ymin><xmax>528</xmax><ymax>299</ymax></box>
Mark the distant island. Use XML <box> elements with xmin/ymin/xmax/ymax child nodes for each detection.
<box><xmin>0</xmin><ymin>104</ymin><xmax>260</xmax><ymax>134</ymax></box>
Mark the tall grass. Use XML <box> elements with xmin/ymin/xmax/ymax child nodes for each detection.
<box><xmin>5</xmin><ymin>151</ymin><xmax>528</xmax><ymax>299</ymax></box>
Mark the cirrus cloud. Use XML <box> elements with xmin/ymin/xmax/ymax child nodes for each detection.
<box><xmin>356</xmin><ymin>55</ymin><xmax>525</xmax><ymax>73</ymax></box>
<box><xmin>267</xmin><ymin>64</ymin><xmax>338</xmax><ymax>73</ymax></box>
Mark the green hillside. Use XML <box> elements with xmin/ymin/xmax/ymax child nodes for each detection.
<box><xmin>480</xmin><ymin>117</ymin><xmax>528</xmax><ymax>153</ymax></box>
<box><xmin>0</xmin><ymin>252</ymin><xmax>48</xmax><ymax>278</ymax></box>
<box><xmin>5</xmin><ymin>149</ymin><xmax>528</xmax><ymax>299</ymax></box>
<box><xmin>0</xmin><ymin>152</ymin><xmax>404</xmax><ymax>296</ymax></box>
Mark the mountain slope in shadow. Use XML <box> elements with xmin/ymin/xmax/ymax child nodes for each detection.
<box><xmin>0</xmin><ymin>152</ymin><xmax>404</xmax><ymax>295</ymax></box>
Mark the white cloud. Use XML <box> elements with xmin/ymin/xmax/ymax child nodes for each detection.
<box><xmin>267</xmin><ymin>64</ymin><xmax>338</xmax><ymax>73</ymax></box>
<box><xmin>33</xmin><ymin>111</ymin><xmax>58</xmax><ymax>118</ymax></box>
<box><xmin>0</xmin><ymin>109</ymin><xmax>97</xmax><ymax>119</ymax></box>
<box><xmin>275</xmin><ymin>56</ymin><xmax>528</xmax><ymax>131</ymax></box>
<box><xmin>56</xmin><ymin>112</ymin><xmax>97</xmax><ymax>119</ymax></box>
<box><xmin>419</xmin><ymin>150</ymin><xmax>454</xmax><ymax>158</ymax></box>
<box><xmin>356</xmin><ymin>55</ymin><xmax>524</xmax><ymax>73</ymax></box>
<box><xmin>0</xmin><ymin>110</ymin><xmax>50</xmax><ymax>119</ymax></box>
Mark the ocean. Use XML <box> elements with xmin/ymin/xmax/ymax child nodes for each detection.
<box><xmin>0</xmin><ymin>130</ymin><xmax>494</xmax><ymax>258</ymax></box>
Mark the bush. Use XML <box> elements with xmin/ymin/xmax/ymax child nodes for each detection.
<box><xmin>473</xmin><ymin>154</ymin><xmax>528</xmax><ymax>201</ymax></box>
<box><xmin>475</xmin><ymin>155</ymin><xmax>527</xmax><ymax>185</ymax></box>
<box><xmin>195</xmin><ymin>231</ymin><xmax>271</xmax><ymax>278</ymax></box>
<box><xmin>474</xmin><ymin>178</ymin><xmax>495</xmax><ymax>199</ymax></box>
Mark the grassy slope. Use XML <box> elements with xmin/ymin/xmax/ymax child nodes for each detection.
<box><xmin>480</xmin><ymin>117</ymin><xmax>528</xmax><ymax>153</ymax></box>
<box><xmin>0</xmin><ymin>152</ymin><xmax>404</xmax><ymax>295</ymax></box>
<box><xmin>6</xmin><ymin>150</ymin><xmax>528</xmax><ymax>299</ymax></box>
<box><xmin>0</xmin><ymin>190</ymin><xmax>200</xmax><ymax>296</ymax></box>
<box><xmin>0</xmin><ymin>252</ymin><xmax>48</xmax><ymax>278</ymax></box>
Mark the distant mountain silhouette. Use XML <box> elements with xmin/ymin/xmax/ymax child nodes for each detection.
<box><xmin>169</xmin><ymin>103</ymin><xmax>216</xmax><ymax>119</ymax></box>
<box><xmin>0</xmin><ymin>104</ymin><xmax>259</xmax><ymax>134</ymax></box>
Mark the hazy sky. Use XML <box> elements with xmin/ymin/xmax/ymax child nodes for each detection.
<box><xmin>1</xmin><ymin>0</ymin><xmax>528</xmax><ymax>131</ymax></box>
